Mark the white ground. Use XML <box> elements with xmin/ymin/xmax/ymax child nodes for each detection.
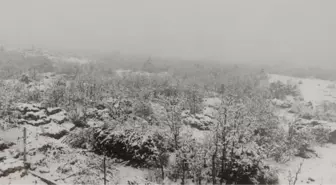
<box><xmin>269</xmin><ymin>74</ymin><xmax>336</xmax><ymax>185</ymax></box>
<box><xmin>276</xmin><ymin>144</ymin><xmax>336</xmax><ymax>184</ymax></box>
<box><xmin>269</xmin><ymin>74</ymin><xmax>336</xmax><ymax>105</ymax></box>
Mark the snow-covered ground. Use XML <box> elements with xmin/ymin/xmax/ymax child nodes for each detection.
<box><xmin>269</xmin><ymin>74</ymin><xmax>336</xmax><ymax>105</ymax></box>
<box><xmin>2</xmin><ymin>71</ymin><xmax>336</xmax><ymax>184</ymax></box>
<box><xmin>269</xmin><ymin>74</ymin><xmax>336</xmax><ymax>184</ymax></box>
<box><xmin>276</xmin><ymin>144</ymin><xmax>336</xmax><ymax>184</ymax></box>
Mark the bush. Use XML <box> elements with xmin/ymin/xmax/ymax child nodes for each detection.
<box><xmin>166</xmin><ymin>134</ymin><xmax>279</xmax><ymax>185</ymax></box>
<box><xmin>315</xmin><ymin>101</ymin><xmax>336</xmax><ymax>122</ymax></box>
<box><xmin>289</xmin><ymin>101</ymin><xmax>314</xmax><ymax>120</ymax></box>
<box><xmin>133</xmin><ymin>100</ymin><xmax>153</xmax><ymax>120</ymax></box>
<box><xmin>26</xmin><ymin>87</ymin><xmax>43</xmax><ymax>103</ymax></box>
<box><xmin>19</xmin><ymin>74</ymin><xmax>31</xmax><ymax>84</ymax></box>
<box><xmin>311</xmin><ymin>126</ymin><xmax>331</xmax><ymax>145</ymax></box>
<box><xmin>183</xmin><ymin>87</ymin><xmax>204</xmax><ymax>115</ymax></box>
<box><xmin>43</xmin><ymin>78</ymin><xmax>67</xmax><ymax>107</ymax></box>
<box><xmin>68</xmin><ymin>105</ymin><xmax>88</xmax><ymax>127</ymax></box>
<box><xmin>62</xmin><ymin>127</ymin><xmax>96</xmax><ymax>149</ymax></box>
<box><xmin>269</xmin><ymin>121</ymin><xmax>330</xmax><ymax>162</ymax></box>
<box><xmin>269</xmin><ymin>81</ymin><xmax>300</xmax><ymax>100</ymax></box>
<box><xmin>92</xmin><ymin>127</ymin><xmax>169</xmax><ymax>167</ymax></box>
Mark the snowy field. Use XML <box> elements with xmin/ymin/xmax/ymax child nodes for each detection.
<box><xmin>269</xmin><ymin>74</ymin><xmax>336</xmax><ymax>184</ymax></box>
<box><xmin>269</xmin><ymin>74</ymin><xmax>336</xmax><ymax>105</ymax></box>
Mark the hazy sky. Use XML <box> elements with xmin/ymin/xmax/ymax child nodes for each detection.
<box><xmin>0</xmin><ymin>0</ymin><xmax>336</xmax><ymax>64</ymax></box>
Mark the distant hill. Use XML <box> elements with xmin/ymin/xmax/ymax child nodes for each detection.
<box><xmin>1</xmin><ymin>44</ymin><xmax>336</xmax><ymax>81</ymax></box>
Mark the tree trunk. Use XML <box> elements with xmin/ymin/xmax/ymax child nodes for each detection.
<box><xmin>198</xmin><ymin>175</ymin><xmax>202</xmax><ymax>185</ymax></box>
<box><xmin>220</xmin><ymin>147</ymin><xmax>226</xmax><ymax>185</ymax></box>
<box><xmin>212</xmin><ymin>151</ymin><xmax>217</xmax><ymax>185</ymax></box>
<box><xmin>161</xmin><ymin>165</ymin><xmax>165</xmax><ymax>180</ymax></box>
<box><xmin>174</xmin><ymin>134</ymin><xmax>178</xmax><ymax>150</ymax></box>
<box><xmin>181</xmin><ymin>167</ymin><xmax>185</xmax><ymax>185</ymax></box>
<box><xmin>220</xmin><ymin>110</ymin><xmax>227</xmax><ymax>185</ymax></box>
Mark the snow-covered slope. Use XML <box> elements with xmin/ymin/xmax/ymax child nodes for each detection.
<box><xmin>269</xmin><ymin>74</ymin><xmax>336</xmax><ymax>105</ymax></box>
<box><xmin>2</xmin><ymin>45</ymin><xmax>91</xmax><ymax>64</ymax></box>
<box><xmin>269</xmin><ymin>73</ymin><xmax>336</xmax><ymax>184</ymax></box>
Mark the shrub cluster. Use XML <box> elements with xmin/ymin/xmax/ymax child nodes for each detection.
<box><xmin>269</xmin><ymin>80</ymin><xmax>300</xmax><ymax>100</ymax></box>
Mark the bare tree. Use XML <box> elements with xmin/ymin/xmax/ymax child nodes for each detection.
<box><xmin>288</xmin><ymin>159</ymin><xmax>304</xmax><ymax>185</ymax></box>
<box><xmin>165</xmin><ymin>96</ymin><xmax>184</xmax><ymax>150</ymax></box>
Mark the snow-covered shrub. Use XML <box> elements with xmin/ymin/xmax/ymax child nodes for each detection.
<box><xmin>288</xmin><ymin>101</ymin><xmax>314</xmax><ymax>120</ymax></box>
<box><xmin>133</xmin><ymin>100</ymin><xmax>153</xmax><ymax>120</ymax></box>
<box><xmin>68</xmin><ymin>105</ymin><xmax>87</xmax><ymax>127</ymax></box>
<box><xmin>92</xmin><ymin>127</ymin><xmax>169</xmax><ymax>167</ymax></box>
<box><xmin>167</xmin><ymin>134</ymin><xmax>278</xmax><ymax>185</ymax></box>
<box><xmin>19</xmin><ymin>74</ymin><xmax>31</xmax><ymax>84</ymax></box>
<box><xmin>183</xmin><ymin>87</ymin><xmax>204</xmax><ymax>115</ymax></box>
<box><xmin>62</xmin><ymin>127</ymin><xmax>96</xmax><ymax>149</ymax></box>
<box><xmin>315</xmin><ymin>101</ymin><xmax>336</xmax><ymax>122</ymax></box>
<box><xmin>269</xmin><ymin>81</ymin><xmax>300</xmax><ymax>100</ymax></box>
<box><xmin>43</xmin><ymin>78</ymin><xmax>67</xmax><ymax>107</ymax></box>
<box><xmin>270</xmin><ymin>121</ymin><xmax>326</xmax><ymax>162</ymax></box>
<box><xmin>311</xmin><ymin>126</ymin><xmax>331</xmax><ymax>145</ymax></box>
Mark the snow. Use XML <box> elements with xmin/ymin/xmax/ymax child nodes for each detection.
<box><xmin>269</xmin><ymin>74</ymin><xmax>336</xmax><ymax>184</ymax></box>
<box><xmin>0</xmin><ymin>172</ymin><xmax>45</xmax><ymax>185</ymax></box>
<box><xmin>0</xmin><ymin>158</ymin><xmax>24</xmax><ymax>173</ymax></box>
<box><xmin>269</xmin><ymin>74</ymin><xmax>336</xmax><ymax>105</ymax></box>
<box><xmin>203</xmin><ymin>97</ymin><xmax>221</xmax><ymax>109</ymax></box>
<box><xmin>3</xmin><ymin>71</ymin><xmax>336</xmax><ymax>184</ymax></box>
<box><xmin>275</xmin><ymin>144</ymin><xmax>336</xmax><ymax>184</ymax></box>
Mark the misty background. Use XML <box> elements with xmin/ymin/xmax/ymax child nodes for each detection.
<box><xmin>0</xmin><ymin>0</ymin><xmax>335</xmax><ymax>67</ymax></box>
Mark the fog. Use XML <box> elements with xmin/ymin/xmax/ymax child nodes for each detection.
<box><xmin>0</xmin><ymin>0</ymin><xmax>336</xmax><ymax>65</ymax></box>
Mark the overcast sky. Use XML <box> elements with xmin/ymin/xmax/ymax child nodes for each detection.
<box><xmin>0</xmin><ymin>0</ymin><xmax>335</xmax><ymax>64</ymax></box>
